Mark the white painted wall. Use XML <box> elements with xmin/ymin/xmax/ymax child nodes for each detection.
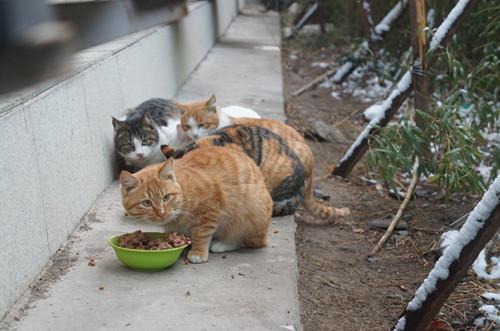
<box><xmin>0</xmin><ymin>0</ymin><xmax>240</xmax><ymax>319</ymax></box>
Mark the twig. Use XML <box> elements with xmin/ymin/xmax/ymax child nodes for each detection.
<box><xmin>291</xmin><ymin>69</ymin><xmax>336</xmax><ymax>97</ymax></box>
<box><xmin>333</xmin><ymin>107</ymin><xmax>364</xmax><ymax>128</ymax></box>
<box><xmin>370</xmin><ymin>157</ymin><xmax>420</xmax><ymax>256</ymax></box>
<box><xmin>449</xmin><ymin>212</ymin><xmax>470</xmax><ymax>228</ymax></box>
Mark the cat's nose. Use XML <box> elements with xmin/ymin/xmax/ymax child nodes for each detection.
<box><xmin>137</xmin><ymin>153</ymin><xmax>144</xmax><ymax>159</ymax></box>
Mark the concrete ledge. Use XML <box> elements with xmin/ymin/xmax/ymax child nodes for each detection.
<box><xmin>0</xmin><ymin>0</ymin><xmax>240</xmax><ymax>318</ymax></box>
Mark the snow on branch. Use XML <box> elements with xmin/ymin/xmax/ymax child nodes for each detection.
<box><xmin>393</xmin><ymin>174</ymin><xmax>500</xmax><ymax>331</ymax></box>
<box><xmin>429</xmin><ymin>0</ymin><xmax>470</xmax><ymax>52</ymax></box>
<box><xmin>332</xmin><ymin>71</ymin><xmax>412</xmax><ymax>176</ymax></box>
<box><xmin>371</xmin><ymin>0</ymin><xmax>409</xmax><ymax>42</ymax></box>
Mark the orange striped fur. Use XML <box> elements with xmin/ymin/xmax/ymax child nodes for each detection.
<box><xmin>120</xmin><ymin>146</ymin><xmax>273</xmax><ymax>263</ymax></box>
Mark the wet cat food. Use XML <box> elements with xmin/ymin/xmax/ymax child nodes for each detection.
<box><xmin>118</xmin><ymin>231</ymin><xmax>191</xmax><ymax>250</ymax></box>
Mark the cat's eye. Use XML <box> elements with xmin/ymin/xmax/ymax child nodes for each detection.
<box><xmin>163</xmin><ymin>194</ymin><xmax>171</xmax><ymax>201</ymax></box>
<box><xmin>141</xmin><ymin>200</ymin><xmax>152</xmax><ymax>207</ymax></box>
<box><xmin>198</xmin><ymin>123</ymin><xmax>207</xmax><ymax>128</ymax></box>
<box><xmin>182</xmin><ymin>125</ymin><xmax>191</xmax><ymax>131</ymax></box>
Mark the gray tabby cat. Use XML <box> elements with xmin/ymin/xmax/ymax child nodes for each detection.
<box><xmin>112</xmin><ymin>98</ymin><xmax>189</xmax><ymax>169</ymax></box>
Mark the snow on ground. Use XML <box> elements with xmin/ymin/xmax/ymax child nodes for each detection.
<box><xmin>331</xmin><ymin>64</ymin><xmax>394</xmax><ymax>103</ymax></box>
<box><xmin>394</xmin><ymin>175</ymin><xmax>500</xmax><ymax>331</ymax></box>
<box><xmin>311</xmin><ymin>62</ymin><xmax>330</xmax><ymax>69</ymax></box>
<box><xmin>440</xmin><ymin>231</ymin><xmax>500</xmax><ymax>280</ymax></box>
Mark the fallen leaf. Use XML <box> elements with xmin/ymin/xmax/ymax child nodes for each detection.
<box><xmin>88</xmin><ymin>258</ymin><xmax>96</xmax><ymax>267</ymax></box>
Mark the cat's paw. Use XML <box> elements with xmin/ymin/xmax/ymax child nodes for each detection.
<box><xmin>187</xmin><ymin>252</ymin><xmax>208</xmax><ymax>264</ymax></box>
<box><xmin>336</xmin><ymin>207</ymin><xmax>351</xmax><ymax>217</ymax></box>
<box><xmin>210</xmin><ymin>241</ymin><xmax>239</xmax><ymax>253</ymax></box>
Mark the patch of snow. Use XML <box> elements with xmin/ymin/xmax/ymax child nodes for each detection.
<box><xmin>330</xmin><ymin>91</ymin><xmax>341</xmax><ymax>100</ymax></box>
<box><xmin>372</xmin><ymin>0</ymin><xmax>408</xmax><ymax>40</ymax></box>
<box><xmin>473</xmin><ymin>317</ymin><xmax>485</xmax><ymax>327</ymax></box>
<box><xmin>487</xmin><ymin>133</ymin><xmax>500</xmax><ymax>145</ymax></box>
<box><xmin>404</xmin><ymin>175</ymin><xmax>500</xmax><ymax>312</ymax></box>
<box><xmin>482</xmin><ymin>292</ymin><xmax>500</xmax><ymax>302</ymax></box>
<box><xmin>288</xmin><ymin>54</ymin><xmax>298</xmax><ymax>61</ymax></box>
<box><xmin>318</xmin><ymin>80</ymin><xmax>332</xmax><ymax>89</ymax></box>
<box><xmin>473</xmin><ymin>249</ymin><xmax>500</xmax><ymax>280</ymax></box>
<box><xmin>478</xmin><ymin>162</ymin><xmax>492</xmax><ymax>182</ymax></box>
<box><xmin>479</xmin><ymin>305</ymin><xmax>500</xmax><ymax>324</ymax></box>
<box><xmin>280</xmin><ymin>325</ymin><xmax>296</xmax><ymax>331</ymax></box>
<box><xmin>429</xmin><ymin>0</ymin><xmax>471</xmax><ymax>52</ymax></box>
<box><xmin>311</xmin><ymin>62</ymin><xmax>330</xmax><ymax>69</ymax></box>
<box><xmin>458</xmin><ymin>102</ymin><xmax>474</xmax><ymax>117</ymax></box>
<box><xmin>332</xmin><ymin>62</ymin><xmax>353</xmax><ymax>83</ymax></box>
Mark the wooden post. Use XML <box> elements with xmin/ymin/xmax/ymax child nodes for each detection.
<box><xmin>410</xmin><ymin>0</ymin><xmax>430</xmax><ymax>131</ymax></box>
<box><xmin>332</xmin><ymin>0</ymin><xmax>479</xmax><ymax>178</ymax></box>
<box><xmin>393</xmin><ymin>175</ymin><xmax>500</xmax><ymax>331</ymax></box>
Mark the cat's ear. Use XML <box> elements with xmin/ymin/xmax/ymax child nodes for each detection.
<box><xmin>160</xmin><ymin>145</ymin><xmax>176</xmax><ymax>159</ymax></box>
<box><xmin>159</xmin><ymin>159</ymin><xmax>176</xmax><ymax>181</ymax></box>
<box><xmin>112</xmin><ymin>117</ymin><xmax>126</xmax><ymax>130</ymax></box>
<box><xmin>175</xmin><ymin>102</ymin><xmax>187</xmax><ymax>113</ymax></box>
<box><xmin>141</xmin><ymin>112</ymin><xmax>155</xmax><ymax>127</ymax></box>
<box><xmin>205</xmin><ymin>94</ymin><xmax>217</xmax><ymax>112</ymax></box>
<box><xmin>119</xmin><ymin>171</ymin><xmax>138</xmax><ymax>192</ymax></box>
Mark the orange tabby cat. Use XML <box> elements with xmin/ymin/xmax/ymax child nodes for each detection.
<box><xmin>119</xmin><ymin>146</ymin><xmax>273</xmax><ymax>263</ymax></box>
<box><xmin>177</xmin><ymin>96</ymin><xmax>350</xmax><ymax>219</ymax></box>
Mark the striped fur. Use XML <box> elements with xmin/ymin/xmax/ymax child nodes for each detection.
<box><xmin>169</xmin><ymin>125</ymin><xmax>305</xmax><ymax>217</ymax></box>
<box><xmin>120</xmin><ymin>147</ymin><xmax>273</xmax><ymax>263</ymax></box>
<box><xmin>176</xmin><ymin>95</ymin><xmax>351</xmax><ymax>220</ymax></box>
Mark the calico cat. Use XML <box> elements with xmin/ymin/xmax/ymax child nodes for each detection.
<box><xmin>177</xmin><ymin>95</ymin><xmax>261</xmax><ymax>140</ymax></box>
<box><xmin>177</xmin><ymin>96</ymin><xmax>351</xmax><ymax>219</ymax></box>
<box><xmin>163</xmin><ymin>125</ymin><xmax>350</xmax><ymax>219</ymax></box>
<box><xmin>112</xmin><ymin>98</ymin><xmax>189</xmax><ymax>169</ymax></box>
<box><xmin>113</xmin><ymin>97</ymin><xmax>261</xmax><ymax>169</ymax></box>
<box><xmin>165</xmin><ymin>125</ymin><xmax>305</xmax><ymax>216</ymax></box>
<box><xmin>119</xmin><ymin>146</ymin><xmax>273</xmax><ymax>263</ymax></box>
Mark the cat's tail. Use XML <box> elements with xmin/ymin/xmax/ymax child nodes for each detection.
<box><xmin>302</xmin><ymin>176</ymin><xmax>351</xmax><ymax>219</ymax></box>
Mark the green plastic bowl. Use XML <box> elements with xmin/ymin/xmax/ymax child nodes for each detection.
<box><xmin>107</xmin><ymin>232</ymin><xmax>188</xmax><ymax>271</ymax></box>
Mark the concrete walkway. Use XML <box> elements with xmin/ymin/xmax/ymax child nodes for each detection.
<box><xmin>0</xmin><ymin>9</ymin><xmax>302</xmax><ymax>331</ymax></box>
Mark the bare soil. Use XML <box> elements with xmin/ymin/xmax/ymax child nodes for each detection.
<box><xmin>282</xmin><ymin>37</ymin><xmax>498</xmax><ymax>331</ymax></box>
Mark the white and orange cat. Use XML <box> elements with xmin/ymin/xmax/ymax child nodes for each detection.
<box><xmin>119</xmin><ymin>146</ymin><xmax>273</xmax><ymax>263</ymax></box>
<box><xmin>177</xmin><ymin>95</ymin><xmax>351</xmax><ymax>219</ymax></box>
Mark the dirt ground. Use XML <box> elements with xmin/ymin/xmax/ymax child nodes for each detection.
<box><xmin>282</xmin><ymin>36</ymin><xmax>498</xmax><ymax>331</ymax></box>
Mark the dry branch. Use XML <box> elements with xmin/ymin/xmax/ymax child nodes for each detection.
<box><xmin>370</xmin><ymin>158</ymin><xmax>419</xmax><ymax>256</ymax></box>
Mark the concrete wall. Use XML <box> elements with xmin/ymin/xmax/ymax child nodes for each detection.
<box><xmin>0</xmin><ymin>0</ymin><xmax>241</xmax><ymax>319</ymax></box>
